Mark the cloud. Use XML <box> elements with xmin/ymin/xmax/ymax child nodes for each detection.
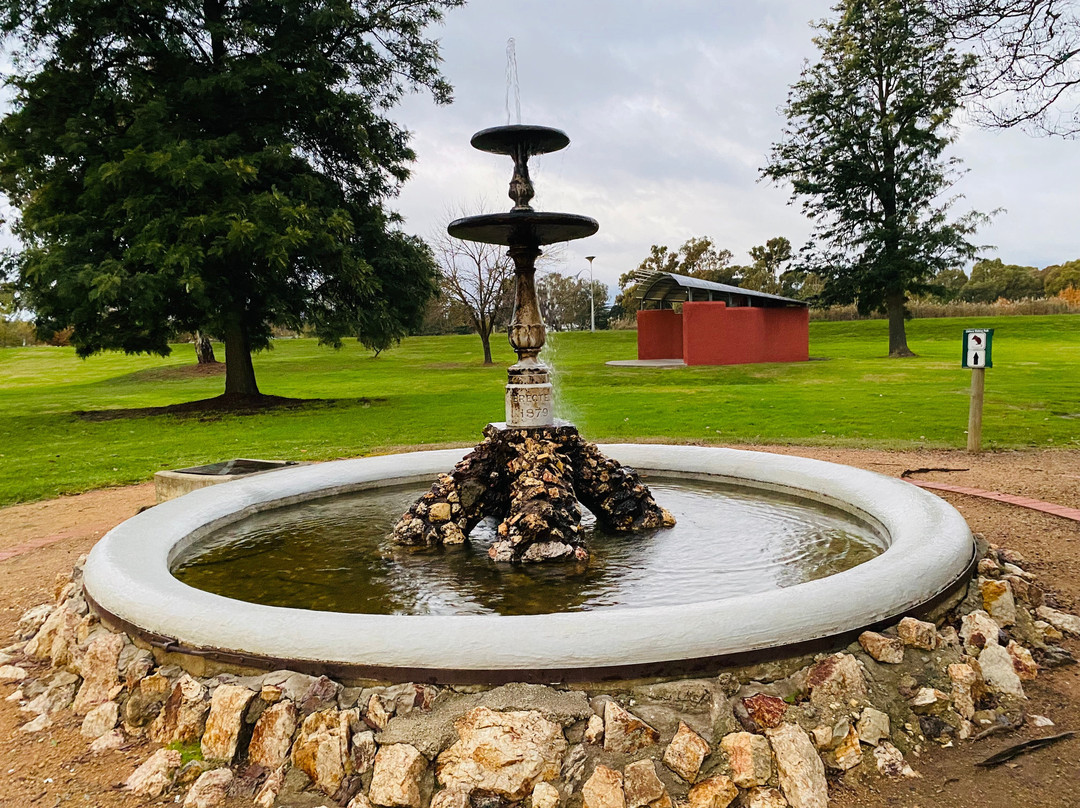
<box><xmin>392</xmin><ymin>0</ymin><xmax>1080</xmax><ymax>288</ymax></box>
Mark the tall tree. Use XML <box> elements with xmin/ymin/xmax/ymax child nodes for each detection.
<box><xmin>431</xmin><ymin>206</ymin><xmax>514</xmax><ymax>365</ymax></box>
<box><xmin>537</xmin><ymin>272</ymin><xmax>608</xmax><ymax>332</ymax></box>
<box><xmin>615</xmin><ymin>237</ymin><xmax>739</xmax><ymax>314</ymax></box>
<box><xmin>740</xmin><ymin>237</ymin><xmax>793</xmax><ymax>294</ymax></box>
<box><xmin>0</xmin><ymin>0</ymin><xmax>457</xmax><ymax>399</ymax></box>
<box><xmin>763</xmin><ymin>0</ymin><xmax>986</xmax><ymax>356</ymax></box>
<box><xmin>960</xmin><ymin>258</ymin><xmax>1044</xmax><ymax>301</ymax></box>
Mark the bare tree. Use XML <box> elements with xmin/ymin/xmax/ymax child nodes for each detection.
<box><xmin>432</xmin><ymin>205</ymin><xmax>514</xmax><ymax>365</ymax></box>
<box><xmin>931</xmin><ymin>0</ymin><xmax>1080</xmax><ymax>133</ymax></box>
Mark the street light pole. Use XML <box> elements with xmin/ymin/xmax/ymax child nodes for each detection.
<box><xmin>586</xmin><ymin>255</ymin><xmax>596</xmax><ymax>332</ymax></box>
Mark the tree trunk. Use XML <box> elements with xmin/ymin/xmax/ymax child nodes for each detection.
<box><xmin>480</xmin><ymin>329</ymin><xmax>494</xmax><ymax>365</ymax></box>
<box><xmin>194</xmin><ymin>331</ymin><xmax>217</xmax><ymax>364</ymax></box>
<box><xmin>223</xmin><ymin>320</ymin><xmax>261</xmax><ymax>396</ymax></box>
<box><xmin>886</xmin><ymin>293</ymin><xmax>915</xmax><ymax>357</ymax></box>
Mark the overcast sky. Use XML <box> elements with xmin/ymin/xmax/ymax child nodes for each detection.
<box><xmin>390</xmin><ymin>0</ymin><xmax>1080</xmax><ymax>295</ymax></box>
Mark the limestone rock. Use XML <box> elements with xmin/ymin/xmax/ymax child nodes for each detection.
<box><xmin>623</xmin><ymin>760</ymin><xmax>666</xmax><ymax>808</ymax></box>
<box><xmin>746</xmin><ymin>788</ymin><xmax>788</xmax><ymax>808</ymax></box>
<box><xmin>352</xmin><ymin>729</ymin><xmax>378</xmax><ymax>774</ymax></box>
<box><xmin>90</xmin><ymin>728</ymin><xmax>126</xmax><ymax>753</ymax></box>
<box><xmin>687</xmin><ymin>775</ymin><xmax>738</xmax><ymax>808</ymax></box>
<box><xmin>978</xmin><ymin>644</ymin><xmax>1025</xmax><ymax>698</ymax></box>
<box><xmin>872</xmin><ymin>742</ymin><xmax>919</xmax><ymax>778</ymax></box>
<box><xmin>183</xmin><ymin>768</ymin><xmax>233</xmax><ymax>808</ymax></box>
<box><xmin>16</xmin><ymin>603</ymin><xmax>53</xmax><ymax>640</ymax></box>
<box><xmin>367</xmin><ymin>693</ymin><xmax>394</xmax><ymax>730</ymax></box>
<box><xmin>24</xmin><ymin>600</ymin><xmax>81</xmax><ymax>667</ymax></box>
<box><xmin>856</xmin><ymin>707</ymin><xmax>890</xmax><ymax>746</ymax></box>
<box><xmin>1006</xmin><ymin>575</ymin><xmax>1043</xmax><ymax>608</ymax></box>
<box><xmin>291</xmin><ymin>708</ymin><xmax>350</xmax><ymax>797</ymax></box>
<box><xmin>1035</xmin><ymin>606</ymin><xmax>1080</xmax><ymax>637</ymax></box>
<box><xmin>947</xmin><ymin>663</ymin><xmax>979</xmax><ymax>720</ymax></box>
<box><xmin>24</xmin><ymin>671</ymin><xmax>79</xmax><ymax>715</ymax></box>
<box><xmin>121</xmin><ymin>647</ymin><xmax>154</xmax><ymax>689</ymax></box>
<box><xmin>1007</xmin><ymin>641</ymin><xmax>1039</xmax><ymax>681</ymax></box>
<box><xmin>72</xmin><ymin>632</ymin><xmax>124</xmax><ymax>714</ymax></box>
<box><xmin>857</xmin><ymin>631</ymin><xmax>903</xmax><ymax>664</ymax></box>
<box><xmin>369</xmin><ymin>743</ymin><xmax>427</xmax><ymax>808</ymax></box>
<box><xmin>125</xmin><ymin>672</ymin><xmax>172</xmax><ymax>727</ymax></box>
<box><xmin>80</xmin><ymin>700</ymin><xmax>119</xmax><ymax>739</ymax></box>
<box><xmin>201</xmin><ymin>684</ymin><xmax>256</xmax><ymax>762</ymax></box>
<box><xmin>0</xmin><ymin>665</ymin><xmax>27</xmax><ymax>683</ymax></box>
<box><xmin>662</xmin><ymin>721</ymin><xmax>710</xmax><ymax>783</ymax></box>
<box><xmin>583</xmin><ymin>765</ymin><xmax>625</xmax><ymax>808</ymax></box>
<box><xmin>981</xmin><ymin>579</ymin><xmax>1017</xmax><ymax>626</ymax></box>
<box><xmin>823</xmin><ymin>724</ymin><xmax>860</xmax><ymax>771</ymax></box>
<box><xmin>260</xmin><ymin>684</ymin><xmax>283</xmax><ymax>704</ymax></box>
<box><xmin>960</xmin><ymin>610</ymin><xmax>1001</xmax><ymax>652</ymax></box>
<box><xmin>150</xmin><ymin>675</ymin><xmax>210</xmax><ymax>744</ymax></box>
<box><xmin>741</xmin><ymin>693</ymin><xmax>788</xmax><ymax>730</ymax></box>
<box><xmin>584</xmin><ymin>714</ymin><xmax>604</xmax><ymax>744</ymax></box>
<box><xmin>249</xmin><ymin>699</ymin><xmax>299</xmax><ymax>770</ymax></box>
<box><xmin>720</xmin><ymin>731</ymin><xmax>773</xmax><ymax>788</ymax></box>
<box><xmin>20</xmin><ymin>713</ymin><xmax>52</xmax><ymax>733</ymax></box>
<box><xmin>430</xmin><ymin>789</ymin><xmax>470</xmax><ymax>808</ymax></box>
<box><xmin>603</xmin><ymin>701</ymin><xmax>660</xmax><ymax>753</ymax></box>
<box><xmin>348</xmin><ymin>794</ymin><xmax>376</xmax><ymax>808</ymax></box>
<box><xmin>765</xmin><ymin>723</ymin><xmax>828</xmax><ymax>808</ymax></box>
<box><xmin>532</xmin><ymin>781</ymin><xmax>562</xmax><ymax>808</ymax></box>
<box><xmin>806</xmin><ymin>654</ymin><xmax>866</xmax><ymax>714</ymax></box>
<box><xmin>897</xmin><ymin>617</ymin><xmax>937</xmax><ymax>650</ymax></box>
<box><xmin>253</xmin><ymin>766</ymin><xmax>287</xmax><ymax>808</ymax></box>
<box><xmin>300</xmin><ymin>675</ymin><xmax>342</xmax><ymax>715</ymax></box>
<box><xmin>909</xmin><ymin>687</ymin><xmax>949</xmax><ymax>715</ymax></box>
<box><xmin>125</xmin><ymin>748</ymin><xmax>182</xmax><ymax>798</ymax></box>
<box><xmin>437</xmin><ymin>706</ymin><xmax>566</xmax><ymax>800</ymax></box>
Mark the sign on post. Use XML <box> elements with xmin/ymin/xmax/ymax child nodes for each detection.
<box><xmin>962</xmin><ymin>329</ymin><xmax>993</xmax><ymax>369</ymax></box>
<box><xmin>963</xmin><ymin>328</ymin><xmax>993</xmax><ymax>452</ymax></box>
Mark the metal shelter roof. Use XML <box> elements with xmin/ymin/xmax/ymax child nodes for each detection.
<box><xmin>634</xmin><ymin>271</ymin><xmax>807</xmax><ymax>309</ymax></box>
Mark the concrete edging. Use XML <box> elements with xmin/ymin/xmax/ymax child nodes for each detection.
<box><xmin>83</xmin><ymin>446</ymin><xmax>974</xmax><ymax>673</ymax></box>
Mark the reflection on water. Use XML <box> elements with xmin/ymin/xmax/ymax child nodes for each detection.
<box><xmin>172</xmin><ymin>479</ymin><xmax>885</xmax><ymax>616</ymax></box>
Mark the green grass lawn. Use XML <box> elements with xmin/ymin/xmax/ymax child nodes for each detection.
<box><xmin>1</xmin><ymin>314</ymin><xmax>1077</xmax><ymax>506</ymax></box>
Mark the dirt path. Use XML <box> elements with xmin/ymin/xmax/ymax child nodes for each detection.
<box><xmin>0</xmin><ymin>448</ymin><xmax>1078</xmax><ymax>808</ymax></box>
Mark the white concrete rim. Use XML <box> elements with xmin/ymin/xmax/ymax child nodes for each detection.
<box><xmin>83</xmin><ymin>445</ymin><xmax>974</xmax><ymax>671</ymax></box>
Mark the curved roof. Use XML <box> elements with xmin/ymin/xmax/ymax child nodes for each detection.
<box><xmin>634</xmin><ymin>272</ymin><xmax>806</xmax><ymax>308</ymax></box>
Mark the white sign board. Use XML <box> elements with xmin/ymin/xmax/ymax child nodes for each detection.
<box><xmin>962</xmin><ymin>329</ymin><xmax>993</xmax><ymax>369</ymax></box>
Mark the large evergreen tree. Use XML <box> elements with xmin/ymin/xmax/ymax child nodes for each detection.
<box><xmin>0</xmin><ymin>0</ymin><xmax>459</xmax><ymax>398</ymax></box>
<box><xmin>764</xmin><ymin>0</ymin><xmax>986</xmax><ymax>356</ymax></box>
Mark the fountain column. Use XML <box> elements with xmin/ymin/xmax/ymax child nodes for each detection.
<box><xmin>506</xmin><ymin>243</ymin><xmax>553</xmax><ymax>427</ymax></box>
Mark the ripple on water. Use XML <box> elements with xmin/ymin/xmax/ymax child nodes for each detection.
<box><xmin>172</xmin><ymin>479</ymin><xmax>886</xmax><ymax>616</ymax></box>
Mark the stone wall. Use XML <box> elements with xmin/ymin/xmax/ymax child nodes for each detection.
<box><xmin>1</xmin><ymin>540</ymin><xmax>1076</xmax><ymax>808</ymax></box>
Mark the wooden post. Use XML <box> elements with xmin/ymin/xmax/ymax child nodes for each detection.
<box><xmin>967</xmin><ymin>367</ymin><xmax>985</xmax><ymax>452</ymax></box>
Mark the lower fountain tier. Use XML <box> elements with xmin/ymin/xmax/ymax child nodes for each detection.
<box><xmin>391</xmin><ymin>422</ymin><xmax>675</xmax><ymax>562</ymax></box>
<box><xmin>447</xmin><ymin>211</ymin><xmax>599</xmax><ymax>247</ymax></box>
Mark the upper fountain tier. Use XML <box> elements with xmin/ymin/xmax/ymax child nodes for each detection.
<box><xmin>447</xmin><ymin>124</ymin><xmax>598</xmax><ymax>247</ymax></box>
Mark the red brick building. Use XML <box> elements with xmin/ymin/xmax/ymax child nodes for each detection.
<box><xmin>634</xmin><ymin>273</ymin><xmax>809</xmax><ymax>366</ymax></box>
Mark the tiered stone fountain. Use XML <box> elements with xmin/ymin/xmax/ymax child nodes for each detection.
<box><xmin>392</xmin><ymin>125</ymin><xmax>673</xmax><ymax>563</ymax></box>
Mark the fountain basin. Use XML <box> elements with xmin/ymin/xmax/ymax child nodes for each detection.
<box><xmin>83</xmin><ymin>446</ymin><xmax>975</xmax><ymax>683</ymax></box>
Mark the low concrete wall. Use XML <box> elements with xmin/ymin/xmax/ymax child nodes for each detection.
<box><xmin>84</xmin><ymin>447</ymin><xmax>974</xmax><ymax>682</ymax></box>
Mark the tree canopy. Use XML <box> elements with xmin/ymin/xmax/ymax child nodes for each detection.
<box><xmin>614</xmin><ymin>236</ymin><xmax>739</xmax><ymax>316</ymax></box>
<box><xmin>763</xmin><ymin>0</ymin><xmax>986</xmax><ymax>356</ymax></box>
<box><xmin>0</xmin><ymin>0</ymin><xmax>459</xmax><ymax>397</ymax></box>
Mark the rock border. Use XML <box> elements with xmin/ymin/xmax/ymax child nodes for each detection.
<box><xmin>82</xmin><ymin>446</ymin><xmax>975</xmax><ymax>679</ymax></box>
<box><xmin>6</xmin><ymin>539</ymin><xmax>1076</xmax><ymax>808</ymax></box>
